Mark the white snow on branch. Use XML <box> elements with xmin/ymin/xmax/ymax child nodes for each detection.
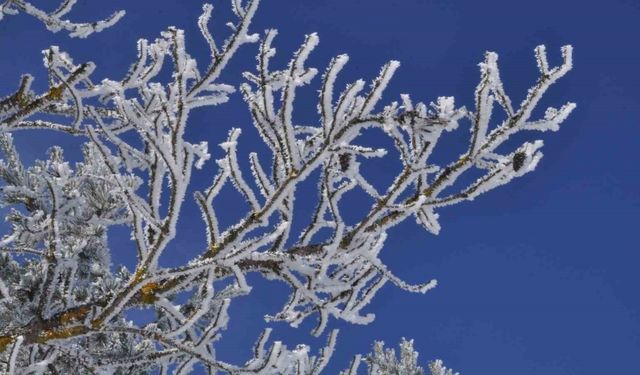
<box><xmin>0</xmin><ymin>0</ymin><xmax>574</xmax><ymax>372</ymax></box>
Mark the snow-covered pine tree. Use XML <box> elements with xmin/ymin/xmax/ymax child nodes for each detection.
<box><xmin>360</xmin><ymin>339</ymin><xmax>458</xmax><ymax>375</ymax></box>
<box><xmin>0</xmin><ymin>0</ymin><xmax>574</xmax><ymax>373</ymax></box>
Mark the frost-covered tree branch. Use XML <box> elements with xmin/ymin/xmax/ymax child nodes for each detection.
<box><xmin>0</xmin><ymin>0</ymin><xmax>124</xmax><ymax>38</ymax></box>
<box><xmin>0</xmin><ymin>0</ymin><xmax>574</xmax><ymax>373</ymax></box>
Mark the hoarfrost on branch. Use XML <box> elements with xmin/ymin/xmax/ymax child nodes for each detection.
<box><xmin>0</xmin><ymin>0</ymin><xmax>574</xmax><ymax>373</ymax></box>
<box><xmin>0</xmin><ymin>0</ymin><xmax>124</xmax><ymax>38</ymax></box>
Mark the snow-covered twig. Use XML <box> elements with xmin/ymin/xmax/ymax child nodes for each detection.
<box><xmin>0</xmin><ymin>0</ymin><xmax>124</xmax><ymax>38</ymax></box>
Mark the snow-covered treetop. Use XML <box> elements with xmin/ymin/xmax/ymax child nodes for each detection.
<box><xmin>0</xmin><ymin>0</ymin><xmax>574</xmax><ymax>373</ymax></box>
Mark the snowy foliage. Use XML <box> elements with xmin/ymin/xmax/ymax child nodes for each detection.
<box><xmin>0</xmin><ymin>0</ymin><xmax>574</xmax><ymax>373</ymax></box>
<box><xmin>334</xmin><ymin>339</ymin><xmax>458</xmax><ymax>375</ymax></box>
<box><xmin>363</xmin><ymin>339</ymin><xmax>459</xmax><ymax>375</ymax></box>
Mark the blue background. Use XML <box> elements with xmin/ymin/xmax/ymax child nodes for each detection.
<box><xmin>1</xmin><ymin>0</ymin><xmax>638</xmax><ymax>374</ymax></box>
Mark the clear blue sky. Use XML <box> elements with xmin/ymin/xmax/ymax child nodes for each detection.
<box><xmin>1</xmin><ymin>0</ymin><xmax>638</xmax><ymax>374</ymax></box>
